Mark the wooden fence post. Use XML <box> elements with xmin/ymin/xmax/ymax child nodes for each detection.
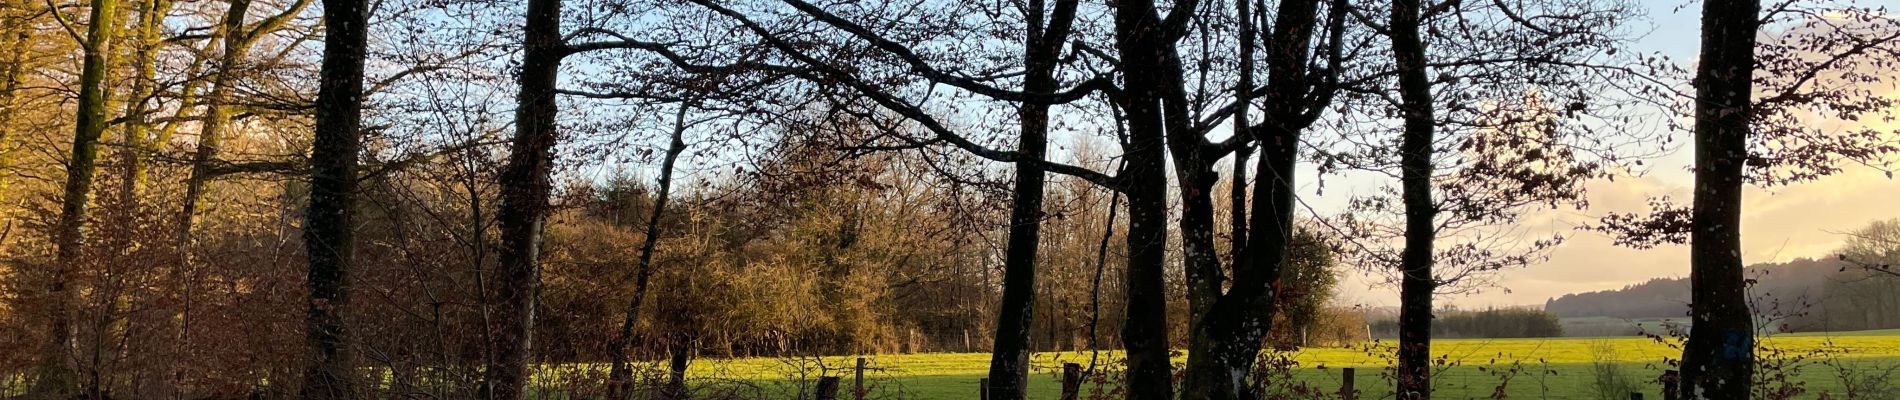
<box><xmin>855</xmin><ymin>357</ymin><xmax>867</xmax><ymax>400</ymax></box>
<box><xmin>979</xmin><ymin>377</ymin><xmax>990</xmax><ymax>400</ymax></box>
<box><xmin>1061</xmin><ymin>363</ymin><xmax>1083</xmax><ymax>400</ymax></box>
<box><xmin>1340</xmin><ymin>367</ymin><xmax>1357</xmax><ymax>400</ymax></box>
<box><xmin>816</xmin><ymin>376</ymin><xmax>840</xmax><ymax>400</ymax></box>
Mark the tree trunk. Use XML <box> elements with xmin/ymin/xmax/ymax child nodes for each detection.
<box><xmin>607</xmin><ymin>103</ymin><xmax>690</xmax><ymax>399</ymax></box>
<box><xmin>1228</xmin><ymin>0</ymin><xmax>1255</xmax><ymax>281</ymax></box>
<box><xmin>1172</xmin><ymin>70</ymin><xmax>1230</xmax><ymax>400</ymax></box>
<box><xmin>1390</xmin><ymin>0</ymin><xmax>1437</xmax><ymax>398</ymax></box>
<box><xmin>117</xmin><ymin>0</ymin><xmax>171</xmax><ymax>200</ymax></box>
<box><xmin>1107</xmin><ymin>1</ymin><xmax>1181</xmax><ymax>396</ymax></box>
<box><xmin>1120</xmin><ymin>130</ymin><xmax>1171</xmax><ymax>400</ymax></box>
<box><xmin>177</xmin><ymin>0</ymin><xmax>252</xmax><ymax>242</ymax></box>
<box><xmin>666</xmin><ymin>336</ymin><xmax>691</xmax><ymax>400</ymax></box>
<box><xmin>36</xmin><ymin>0</ymin><xmax>120</xmax><ymax>395</ymax></box>
<box><xmin>0</xmin><ymin>0</ymin><xmax>30</xmax><ymax>200</ymax></box>
<box><xmin>1179</xmin><ymin>0</ymin><xmax>1329</xmax><ymax>398</ymax></box>
<box><xmin>488</xmin><ymin>0</ymin><xmax>562</xmax><ymax>395</ymax></box>
<box><xmin>1682</xmin><ymin>0</ymin><xmax>1759</xmax><ymax>398</ymax></box>
<box><xmin>986</xmin><ymin>1</ymin><xmax>1076</xmax><ymax>398</ymax></box>
<box><xmin>299</xmin><ymin>0</ymin><xmax>370</xmax><ymax>396</ymax></box>
<box><xmin>1179</xmin><ymin>1</ymin><xmax>1253</xmax><ymax>399</ymax></box>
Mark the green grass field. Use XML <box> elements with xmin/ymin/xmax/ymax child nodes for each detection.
<box><xmin>554</xmin><ymin>330</ymin><xmax>1900</xmax><ymax>399</ymax></box>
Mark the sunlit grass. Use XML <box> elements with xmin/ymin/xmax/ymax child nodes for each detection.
<box><xmin>541</xmin><ymin>332</ymin><xmax>1900</xmax><ymax>399</ymax></box>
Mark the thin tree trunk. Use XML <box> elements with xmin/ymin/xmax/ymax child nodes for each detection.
<box><xmin>0</xmin><ymin>0</ymin><xmax>30</xmax><ymax>201</ymax></box>
<box><xmin>1391</xmin><ymin>0</ymin><xmax>1438</xmax><ymax>398</ymax></box>
<box><xmin>464</xmin><ymin>149</ymin><xmax>497</xmax><ymax>397</ymax></box>
<box><xmin>1229</xmin><ymin>0</ymin><xmax>1255</xmax><ymax>275</ymax></box>
<box><xmin>85</xmin><ymin>282</ymin><xmax>125</xmax><ymax>398</ymax></box>
<box><xmin>1682</xmin><ymin>0</ymin><xmax>1758</xmax><ymax>398</ymax></box>
<box><xmin>488</xmin><ymin>0</ymin><xmax>563</xmax><ymax>395</ymax></box>
<box><xmin>665</xmin><ymin>336</ymin><xmax>691</xmax><ymax>400</ymax></box>
<box><xmin>607</xmin><ymin>103</ymin><xmax>691</xmax><ymax>399</ymax></box>
<box><xmin>1085</xmin><ymin>187</ymin><xmax>1120</xmax><ymax>373</ymax></box>
<box><xmin>117</xmin><ymin>0</ymin><xmax>171</xmax><ymax>200</ymax></box>
<box><xmin>985</xmin><ymin>0</ymin><xmax>1077</xmax><ymax>398</ymax></box>
<box><xmin>300</xmin><ymin>0</ymin><xmax>371</xmax><ymax>395</ymax></box>
<box><xmin>1229</xmin><ymin>154</ymin><xmax>1251</xmax><ymax>269</ymax></box>
<box><xmin>37</xmin><ymin>0</ymin><xmax>121</xmax><ymax>395</ymax></box>
<box><xmin>177</xmin><ymin>0</ymin><xmax>252</xmax><ymax>243</ymax></box>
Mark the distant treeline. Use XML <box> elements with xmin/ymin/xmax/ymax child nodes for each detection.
<box><xmin>1371</xmin><ymin>308</ymin><xmax>1563</xmax><ymax>339</ymax></box>
<box><xmin>1543</xmin><ymin>257</ymin><xmax>1900</xmax><ymax>333</ymax></box>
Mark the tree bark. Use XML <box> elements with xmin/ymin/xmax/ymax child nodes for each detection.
<box><xmin>36</xmin><ymin>0</ymin><xmax>120</xmax><ymax>395</ymax></box>
<box><xmin>177</xmin><ymin>0</ymin><xmax>252</xmax><ymax>242</ymax></box>
<box><xmin>1228</xmin><ymin>0</ymin><xmax>1255</xmax><ymax>277</ymax></box>
<box><xmin>1179</xmin><ymin>0</ymin><xmax>1331</xmax><ymax>398</ymax></box>
<box><xmin>488</xmin><ymin>0</ymin><xmax>562</xmax><ymax>395</ymax></box>
<box><xmin>1118</xmin><ymin>122</ymin><xmax>1171</xmax><ymax>400</ymax></box>
<box><xmin>1178</xmin><ymin>1</ymin><xmax>1254</xmax><ymax>398</ymax></box>
<box><xmin>117</xmin><ymin>0</ymin><xmax>171</xmax><ymax>200</ymax></box>
<box><xmin>985</xmin><ymin>1</ymin><xmax>1076</xmax><ymax>398</ymax></box>
<box><xmin>665</xmin><ymin>336</ymin><xmax>691</xmax><ymax>400</ymax></box>
<box><xmin>1682</xmin><ymin>0</ymin><xmax>1759</xmax><ymax>398</ymax></box>
<box><xmin>1172</xmin><ymin>59</ymin><xmax>1229</xmax><ymax>400</ymax></box>
<box><xmin>300</xmin><ymin>0</ymin><xmax>371</xmax><ymax>396</ymax></box>
<box><xmin>0</xmin><ymin>0</ymin><xmax>30</xmax><ymax>200</ymax></box>
<box><xmin>1390</xmin><ymin>0</ymin><xmax>1438</xmax><ymax>398</ymax></box>
<box><xmin>606</xmin><ymin>102</ymin><xmax>690</xmax><ymax>399</ymax></box>
<box><xmin>1107</xmin><ymin>1</ymin><xmax>1188</xmax><ymax>397</ymax></box>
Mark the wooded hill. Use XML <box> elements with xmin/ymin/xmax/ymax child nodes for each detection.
<box><xmin>1544</xmin><ymin>257</ymin><xmax>1900</xmax><ymax>332</ymax></box>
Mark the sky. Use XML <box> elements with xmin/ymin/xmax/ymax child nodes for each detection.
<box><xmin>568</xmin><ymin>0</ymin><xmax>1900</xmax><ymax>310</ymax></box>
<box><xmin>1330</xmin><ymin>0</ymin><xmax>1900</xmax><ymax>309</ymax></box>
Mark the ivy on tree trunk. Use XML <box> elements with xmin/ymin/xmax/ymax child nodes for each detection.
<box><xmin>300</xmin><ymin>0</ymin><xmax>370</xmax><ymax>396</ymax></box>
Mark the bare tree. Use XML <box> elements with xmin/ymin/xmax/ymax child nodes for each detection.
<box><xmin>177</xmin><ymin>0</ymin><xmax>315</xmax><ymax>241</ymax></box>
<box><xmin>986</xmin><ymin>1</ymin><xmax>1081</xmax><ymax>397</ymax></box>
<box><xmin>1179</xmin><ymin>0</ymin><xmax>1347</xmax><ymax>398</ymax></box>
<box><xmin>585</xmin><ymin>2</ymin><xmax>1121</xmax><ymax>398</ymax></box>
<box><xmin>1317</xmin><ymin>1</ymin><xmax>1655</xmax><ymax>397</ymax></box>
<box><xmin>604</xmin><ymin>101</ymin><xmax>693</xmax><ymax>399</ymax></box>
<box><xmin>1387</xmin><ymin>0</ymin><xmax>1435</xmax><ymax>397</ymax></box>
<box><xmin>114</xmin><ymin>0</ymin><xmax>172</xmax><ymax>200</ymax></box>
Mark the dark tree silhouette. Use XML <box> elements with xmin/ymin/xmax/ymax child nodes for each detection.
<box><xmin>1388</xmin><ymin>1</ymin><xmax>1436</xmax><ymax>397</ymax></box>
<box><xmin>605</xmin><ymin>102</ymin><xmax>693</xmax><ymax>399</ymax></box>
<box><xmin>1681</xmin><ymin>2</ymin><xmax>1761</xmax><ymax>397</ymax></box>
<box><xmin>985</xmin><ymin>0</ymin><xmax>1081</xmax><ymax>398</ymax></box>
<box><xmin>1179</xmin><ymin>0</ymin><xmax>1347</xmax><ymax>398</ymax></box>
<box><xmin>487</xmin><ymin>0</ymin><xmax>561</xmax><ymax>396</ymax></box>
<box><xmin>301</xmin><ymin>0</ymin><xmax>371</xmax><ymax>396</ymax></box>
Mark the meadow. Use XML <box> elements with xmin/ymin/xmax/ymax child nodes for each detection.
<box><xmin>566</xmin><ymin>330</ymin><xmax>1900</xmax><ymax>399</ymax></box>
